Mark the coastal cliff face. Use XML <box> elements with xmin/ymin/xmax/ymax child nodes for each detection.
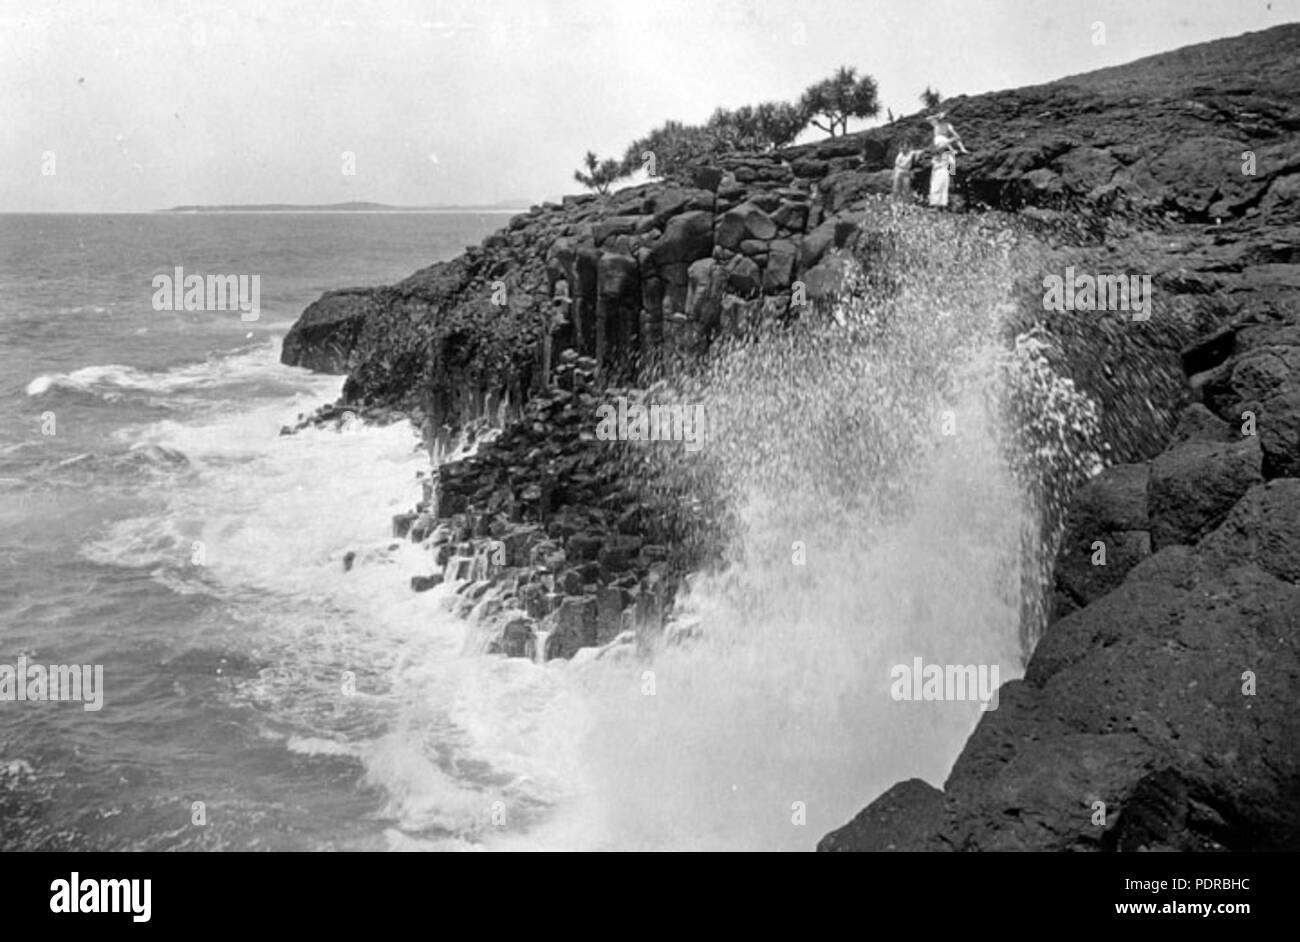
<box><xmin>283</xmin><ymin>24</ymin><xmax>1300</xmax><ymax>851</ymax></box>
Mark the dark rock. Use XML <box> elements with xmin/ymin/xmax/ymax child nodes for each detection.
<box><xmin>281</xmin><ymin>288</ymin><xmax>377</xmax><ymax>373</ymax></box>
<box><xmin>772</xmin><ymin>201</ymin><xmax>809</xmax><ymax>232</ymax></box>
<box><xmin>566</xmin><ymin>532</ymin><xmax>602</xmax><ymax>561</ymax></box>
<box><xmin>595</xmin><ymin>585</ymin><xmax>626</xmax><ymax>645</ymax></box>
<box><xmin>1199</xmin><ymin>479</ymin><xmax>1300</xmax><ymax>584</ymax></box>
<box><xmin>716</xmin><ymin>202</ymin><xmax>778</xmax><ymax>250</ymax></box>
<box><xmin>652</xmin><ymin>210</ymin><xmax>714</xmax><ymax>265</ymax></box>
<box><xmin>817</xmin><ymin>779</ymin><xmax>945</xmax><ymax>852</ymax></box>
<box><xmin>690</xmin><ymin>166</ymin><xmax>723</xmax><ymax>192</ymax></box>
<box><xmin>1171</xmin><ymin>403</ymin><xmax>1233</xmax><ymax>443</ymax></box>
<box><xmin>1258</xmin><ymin>388</ymin><xmax>1300</xmax><ymax>478</ymax></box>
<box><xmin>499</xmin><ymin>617</ymin><xmax>535</xmax><ymax>658</ymax></box>
<box><xmin>559</xmin><ymin>568</ymin><xmax>584</xmax><ymax>595</ymax></box>
<box><xmin>764</xmin><ymin>240</ymin><xmax>798</xmax><ymax>291</ymax></box>
<box><xmin>725</xmin><ymin>255</ymin><xmax>762</xmax><ymax>294</ymax></box>
<box><xmin>1148</xmin><ymin>437</ymin><xmax>1263</xmax><ymax>548</ymax></box>
<box><xmin>593</xmin><ymin>216</ymin><xmax>651</xmax><ymax>244</ymax></box>
<box><xmin>598</xmin><ymin>534</ymin><xmax>643</xmax><ymax>572</ymax></box>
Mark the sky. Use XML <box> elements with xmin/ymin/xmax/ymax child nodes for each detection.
<box><xmin>2</xmin><ymin>0</ymin><xmax>1295</xmax><ymax>212</ymax></box>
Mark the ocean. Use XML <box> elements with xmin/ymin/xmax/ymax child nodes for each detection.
<box><xmin>1</xmin><ymin>211</ymin><xmax>1024</xmax><ymax>852</ymax></box>
<box><xmin>0</xmin><ymin>212</ymin><xmax>584</xmax><ymax>851</ymax></box>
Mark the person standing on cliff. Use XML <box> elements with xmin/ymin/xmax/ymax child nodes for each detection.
<box><xmin>928</xmin><ymin>148</ymin><xmax>957</xmax><ymax>209</ymax></box>
<box><xmin>926</xmin><ymin>111</ymin><xmax>970</xmax><ymax>156</ymax></box>
<box><xmin>926</xmin><ymin>112</ymin><xmax>969</xmax><ymax>210</ymax></box>
<box><xmin>891</xmin><ymin>136</ymin><xmax>925</xmax><ymax>200</ymax></box>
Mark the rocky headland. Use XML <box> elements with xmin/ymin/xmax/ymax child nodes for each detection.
<box><xmin>282</xmin><ymin>25</ymin><xmax>1300</xmax><ymax>850</ymax></box>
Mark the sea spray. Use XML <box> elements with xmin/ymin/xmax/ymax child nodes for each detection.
<box><xmin>567</xmin><ymin>205</ymin><xmax>1102</xmax><ymax>850</ymax></box>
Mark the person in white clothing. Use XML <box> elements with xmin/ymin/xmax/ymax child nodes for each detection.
<box><xmin>891</xmin><ymin>136</ymin><xmax>925</xmax><ymax>200</ymax></box>
<box><xmin>925</xmin><ymin>111</ymin><xmax>969</xmax><ymax>209</ymax></box>
<box><xmin>928</xmin><ymin>148</ymin><xmax>956</xmax><ymax>208</ymax></box>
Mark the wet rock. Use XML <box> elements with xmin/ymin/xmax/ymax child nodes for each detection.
<box><xmin>543</xmin><ymin>596</ymin><xmax>598</xmax><ymax>659</ymax></box>
<box><xmin>409</xmin><ymin>514</ymin><xmax>439</xmax><ymax>543</ymax></box>
<box><xmin>411</xmin><ymin>574</ymin><xmax>444</xmax><ymax>592</ymax></box>
<box><xmin>498</xmin><ymin>616</ymin><xmax>536</xmax><ymax>658</ymax></box>
<box><xmin>595</xmin><ymin>585</ymin><xmax>627</xmax><ymax>645</ymax></box>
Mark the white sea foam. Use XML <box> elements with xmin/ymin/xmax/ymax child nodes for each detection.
<box><xmin>25</xmin><ymin>339</ymin><xmax>296</xmax><ymax>400</ymax></box>
<box><xmin>82</xmin><ymin>375</ymin><xmax>594</xmax><ymax>849</ymax></box>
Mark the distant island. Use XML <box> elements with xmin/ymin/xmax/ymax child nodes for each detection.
<box><xmin>158</xmin><ymin>200</ymin><xmax>532</xmax><ymax>213</ymax></box>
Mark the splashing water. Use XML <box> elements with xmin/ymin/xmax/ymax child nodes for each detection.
<box><xmin>560</xmin><ymin>205</ymin><xmax>1102</xmax><ymax>850</ymax></box>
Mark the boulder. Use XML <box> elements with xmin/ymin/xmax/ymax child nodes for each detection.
<box><xmin>411</xmin><ymin>574</ymin><xmax>444</xmax><ymax>592</ymax></box>
<box><xmin>652</xmin><ymin>210</ymin><xmax>714</xmax><ymax>265</ymax></box>
<box><xmin>725</xmin><ymin>255</ymin><xmax>762</xmax><ymax>294</ymax></box>
<box><xmin>593</xmin><ymin>216</ymin><xmax>651</xmax><ymax>245</ymax></box>
<box><xmin>764</xmin><ymin>240</ymin><xmax>798</xmax><ymax>291</ymax></box>
<box><xmin>1148</xmin><ymin>437</ymin><xmax>1263</xmax><ymax>549</ymax></box>
<box><xmin>716</xmin><ymin>202</ymin><xmax>778</xmax><ymax>250</ymax></box>
<box><xmin>685</xmin><ymin>258</ymin><xmax>726</xmax><ymax>328</ymax></box>
<box><xmin>772</xmin><ymin>201</ymin><xmax>809</xmax><ymax>232</ymax></box>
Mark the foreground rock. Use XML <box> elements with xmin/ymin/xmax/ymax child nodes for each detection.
<box><xmin>820</xmin><ymin>296</ymin><xmax>1300</xmax><ymax>852</ymax></box>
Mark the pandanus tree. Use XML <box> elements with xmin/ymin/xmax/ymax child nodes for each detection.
<box><xmin>799</xmin><ymin>66</ymin><xmax>880</xmax><ymax>137</ymax></box>
<box><xmin>573</xmin><ymin>150</ymin><xmax>625</xmax><ymax>195</ymax></box>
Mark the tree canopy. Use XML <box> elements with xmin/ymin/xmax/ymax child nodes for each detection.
<box><xmin>575</xmin><ymin>66</ymin><xmax>886</xmax><ymax>194</ymax></box>
<box><xmin>799</xmin><ymin>66</ymin><xmax>880</xmax><ymax>137</ymax></box>
<box><xmin>573</xmin><ymin>150</ymin><xmax>624</xmax><ymax>195</ymax></box>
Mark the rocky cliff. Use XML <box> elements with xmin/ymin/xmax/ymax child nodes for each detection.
<box><xmin>282</xmin><ymin>24</ymin><xmax>1300</xmax><ymax>851</ymax></box>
